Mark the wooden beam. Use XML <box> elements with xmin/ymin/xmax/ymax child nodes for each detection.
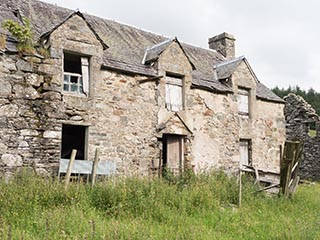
<box><xmin>64</xmin><ymin>149</ymin><xmax>77</xmax><ymax>190</ymax></box>
<box><xmin>91</xmin><ymin>148</ymin><xmax>100</xmax><ymax>187</ymax></box>
<box><xmin>238</xmin><ymin>169</ymin><xmax>242</xmax><ymax>208</ymax></box>
<box><xmin>252</xmin><ymin>183</ymin><xmax>280</xmax><ymax>193</ymax></box>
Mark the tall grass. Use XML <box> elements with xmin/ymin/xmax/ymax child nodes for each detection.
<box><xmin>0</xmin><ymin>170</ymin><xmax>319</xmax><ymax>239</ymax></box>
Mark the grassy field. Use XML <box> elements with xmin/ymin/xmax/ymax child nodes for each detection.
<box><xmin>0</xmin><ymin>170</ymin><xmax>319</xmax><ymax>239</ymax></box>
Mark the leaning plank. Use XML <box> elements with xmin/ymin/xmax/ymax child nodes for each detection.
<box><xmin>238</xmin><ymin>169</ymin><xmax>242</xmax><ymax>208</ymax></box>
<box><xmin>254</xmin><ymin>167</ymin><xmax>260</xmax><ymax>185</ymax></box>
<box><xmin>91</xmin><ymin>148</ymin><xmax>100</xmax><ymax>187</ymax></box>
<box><xmin>252</xmin><ymin>183</ymin><xmax>280</xmax><ymax>193</ymax></box>
<box><xmin>64</xmin><ymin>149</ymin><xmax>77</xmax><ymax>189</ymax></box>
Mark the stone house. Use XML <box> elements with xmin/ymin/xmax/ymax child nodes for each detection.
<box><xmin>0</xmin><ymin>0</ymin><xmax>285</xmax><ymax>178</ymax></box>
<box><xmin>285</xmin><ymin>93</ymin><xmax>320</xmax><ymax>181</ymax></box>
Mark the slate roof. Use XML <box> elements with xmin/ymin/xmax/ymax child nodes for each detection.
<box><xmin>215</xmin><ymin>56</ymin><xmax>245</xmax><ymax>80</ymax></box>
<box><xmin>142</xmin><ymin>38</ymin><xmax>175</xmax><ymax>64</ymax></box>
<box><xmin>142</xmin><ymin>37</ymin><xmax>196</xmax><ymax>69</ymax></box>
<box><xmin>0</xmin><ymin>0</ymin><xmax>283</xmax><ymax>103</ymax></box>
<box><xmin>40</xmin><ymin>11</ymin><xmax>108</xmax><ymax>50</ymax></box>
<box><xmin>256</xmin><ymin>83</ymin><xmax>285</xmax><ymax>103</ymax></box>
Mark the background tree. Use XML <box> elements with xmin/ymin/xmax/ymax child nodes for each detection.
<box><xmin>272</xmin><ymin>86</ymin><xmax>320</xmax><ymax>115</ymax></box>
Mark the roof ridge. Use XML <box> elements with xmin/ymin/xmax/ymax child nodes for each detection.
<box><xmin>214</xmin><ymin>55</ymin><xmax>245</xmax><ymax>68</ymax></box>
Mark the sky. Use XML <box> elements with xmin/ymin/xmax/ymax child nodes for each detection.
<box><xmin>42</xmin><ymin>0</ymin><xmax>320</xmax><ymax>91</ymax></box>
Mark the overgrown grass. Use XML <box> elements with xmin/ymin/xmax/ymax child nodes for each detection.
<box><xmin>0</xmin><ymin>170</ymin><xmax>319</xmax><ymax>239</ymax></box>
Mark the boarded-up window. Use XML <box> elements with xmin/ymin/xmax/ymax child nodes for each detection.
<box><xmin>162</xmin><ymin>134</ymin><xmax>184</xmax><ymax>174</ymax></box>
<box><xmin>63</xmin><ymin>53</ymin><xmax>89</xmax><ymax>95</ymax></box>
<box><xmin>240</xmin><ymin>139</ymin><xmax>252</xmax><ymax>168</ymax></box>
<box><xmin>165</xmin><ymin>75</ymin><xmax>183</xmax><ymax>112</ymax></box>
<box><xmin>238</xmin><ymin>88</ymin><xmax>249</xmax><ymax>116</ymax></box>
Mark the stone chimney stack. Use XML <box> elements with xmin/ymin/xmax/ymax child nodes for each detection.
<box><xmin>208</xmin><ymin>32</ymin><xmax>236</xmax><ymax>59</ymax></box>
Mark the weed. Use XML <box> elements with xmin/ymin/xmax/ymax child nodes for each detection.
<box><xmin>2</xmin><ymin>18</ymin><xmax>35</xmax><ymax>54</ymax></box>
<box><xmin>0</xmin><ymin>171</ymin><xmax>319</xmax><ymax>239</ymax></box>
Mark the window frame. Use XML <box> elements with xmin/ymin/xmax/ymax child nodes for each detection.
<box><xmin>237</xmin><ymin>87</ymin><xmax>250</xmax><ymax>117</ymax></box>
<box><xmin>165</xmin><ymin>74</ymin><xmax>184</xmax><ymax>112</ymax></box>
<box><xmin>239</xmin><ymin>139</ymin><xmax>252</xmax><ymax>168</ymax></box>
<box><xmin>63</xmin><ymin>52</ymin><xmax>90</xmax><ymax>96</ymax></box>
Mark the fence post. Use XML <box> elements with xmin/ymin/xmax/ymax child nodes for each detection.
<box><xmin>64</xmin><ymin>149</ymin><xmax>77</xmax><ymax>190</ymax></box>
<box><xmin>91</xmin><ymin>148</ymin><xmax>100</xmax><ymax>187</ymax></box>
<box><xmin>238</xmin><ymin>168</ymin><xmax>242</xmax><ymax>208</ymax></box>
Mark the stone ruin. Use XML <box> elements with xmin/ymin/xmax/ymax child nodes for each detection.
<box><xmin>284</xmin><ymin>93</ymin><xmax>320</xmax><ymax>181</ymax></box>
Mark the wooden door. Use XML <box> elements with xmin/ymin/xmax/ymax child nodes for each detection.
<box><xmin>165</xmin><ymin>135</ymin><xmax>184</xmax><ymax>172</ymax></box>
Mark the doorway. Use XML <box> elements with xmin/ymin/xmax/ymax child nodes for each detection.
<box><xmin>162</xmin><ymin>134</ymin><xmax>184</xmax><ymax>174</ymax></box>
<box><xmin>61</xmin><ymin>124</ymin><xmax>87</xmax><ymax>160</ymax></box>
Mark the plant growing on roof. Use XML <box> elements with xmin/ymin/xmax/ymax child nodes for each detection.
<box><xmin>2</xmin><ymin>17</ymin><xmax>35</xmax><ymax>54</ymax></box>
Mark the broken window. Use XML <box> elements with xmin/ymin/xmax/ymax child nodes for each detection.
<box><xmin>165</xmin><ymin>75</ymin><xmax>183</xmax><ymax>112</ymax></box>
<box><xmin>61</xmin><ymin>124</ymin><xmax>87</xmax><ymax>160</ymax></box>
<box><xmin>237</xmin><ymin>87</ymin><xmax>249</xmax><ymax>117</ymax></box>
<box><xmin>162</xmin><ymin>134</ymin><xmax>184</xmax><ymax>175</ymax></box>
<box><xmin>239</xmin><ymin>139</ymin><xmax>252</xmax><ymax>168</ymax></box>
<box><xmin>63</xmin><ymin>52</ymin><xmax>89</xmax><ymax>95</ymax></box>
<box><xmin>308</xmin><ymin>122</ymin><xmax>317</xmax><ymax>138</ymax></box>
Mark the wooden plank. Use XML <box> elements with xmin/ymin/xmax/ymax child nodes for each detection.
<box><xmin>254</xmin><ymin>167</ymin><xmax>260</xmax><ymax>185</ymax></box>
<box><xmin>291</xmin><ymin>161</ymin><xmax>299</xmax><ymax>174</ymax></box>
<box><xmin>64</xmin><ymin>149</ymin><xmax>77</xmax><ymax>190</ymax></box>
<box><xmin>91</xmin><ymin>148</ymin><xmax>100</xmax><ymax>187</ymax></box>
<box><xmin>81</xmin><ymin>57</ymin><xmax>89</xmax><ymax>95</ymax></box>
<box><xmin>253</xmin><ymin>183</ymin><xmax>280</xmax><ymax>193</ymax></box>
<box><xmin>238</xmin><ymin>170</ymin><xmax>242</xmax><ymax>208</ymax></box>
<box><xmin>59</xmin><ymin>159</ymin><xmax>116</xmax><ymax>175</ymax></box>
<box><xmin>280</xmin><ymin>141</ymin><xmax>302</xmax><ymax>197</ymax></box>
<box><xmin>159</xmin><ymin>149</ymin><xmax>162</xmax><ymax>178</ymax></box>
<box><xmin>289</xmin><ymin>176</ymin><xmax>300</xmax><ymax>195</ymax></box>
<box><xmin>167</xmin><ymin>135</ymin><xmax>182</xmax><ymax>170</ymax></box>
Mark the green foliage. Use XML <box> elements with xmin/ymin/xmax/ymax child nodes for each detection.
<box><xmin>2</xmin><ymin>18</ymin><xmax>35</xmax><ymax>54</ymax></box>
<box><xmin>272</xmin><ymin>85</ymin><xmax>320</xmax><ymax>115</ymax></box>
<box><xmin>0</xmin><ymin>171</ymin><xmax>319</xmax><ymax>239</ymax></box>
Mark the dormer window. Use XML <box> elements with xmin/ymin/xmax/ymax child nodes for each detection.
<box><xmin>63</xmin><ymin>52</ymin><xmax>89</xmax><ymax>95</ymax></box>
<box><xmin>237</xmin><ymin>87</ymin><xmax>249</xmax><ymax>117</ymax></box>
<box><xmin>165</xmin><ymin>75</ymin><xmax>184</xmax><ymax>112</ymax></box>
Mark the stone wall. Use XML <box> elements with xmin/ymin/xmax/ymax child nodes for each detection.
<box><xmin>0</xmin><ymin>51</ymin><xmax>64</xmax><ymax>179</ymax></box>
<box><xmin>284</xmin><ymin>93</ymin><xmax>320</xmax><ymax>180</ymax></box>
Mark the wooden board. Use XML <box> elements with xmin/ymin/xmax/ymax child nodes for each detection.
<box><xmin>59</xmin><ymin>159</ymin><xmax>116</xmax><ymax>175</ymax></box>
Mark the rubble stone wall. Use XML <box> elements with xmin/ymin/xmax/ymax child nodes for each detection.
<box><xmin>284</xmin><ymin>93</ymin><xmax>320</xmax><ymax>180</ymax></box>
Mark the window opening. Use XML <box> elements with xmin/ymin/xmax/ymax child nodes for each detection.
<box><xmin>61</xmin><ymin>124</ymin><xmax>87</xmax><ymax>160</ymax></box>
<box><xmin>165</xmin><ymin>75</ymin><xmax>183</xmax><ymax>112</ymax></box>
<box><xmin>240</xmin><ymin>139</ymin><xmax>252</xmax><ymax>168</ymax></box>
<box><xmin>308</xmin><ymin>122</ymin><xmax>317</xmax><ymax>138</ymax></box>
<box><xmin>63</xmin><ymin>53</ymin><xmax>89</xmax><ymax>95</ymax></box>
<box><xmin>238</xmin><ymin>88</ymin><xmax>249</xmax><ymax>117</ymax></box>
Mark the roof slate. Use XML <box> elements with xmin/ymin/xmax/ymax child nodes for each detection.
<box><xmin>215</xmin><ymin>56</ymin><xmax>244</xmax><ymax>80</ymax></box>
<box><xmin>256</xmin><ymin>83</ymin><xmax>285</xmax><ymax>103</ymax></box>
<box><xmin>143</xmin><ymin>38</ymin><xmax>174</xmax><ymax>64</ymax></box>
<box><xmin>0</xmin><ymin>0</ymin><xmax>282</xmax><ymax>103</ymax></box>
<box><xmin>143</xmin><ymin>37</ymin><xmax>196</xmax><ymax>70</ymax></box>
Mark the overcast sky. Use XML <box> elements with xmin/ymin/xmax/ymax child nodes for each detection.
<box><xmin>42</xmin><ymin>0</ymin><xmax>320</xmax><ymax>91</ymax></box>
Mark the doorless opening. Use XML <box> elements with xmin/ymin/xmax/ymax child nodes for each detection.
<box><xmin>61</xmin><ymin>124</ymin><xmax>87</xmax><ymax>160</ymax></box>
